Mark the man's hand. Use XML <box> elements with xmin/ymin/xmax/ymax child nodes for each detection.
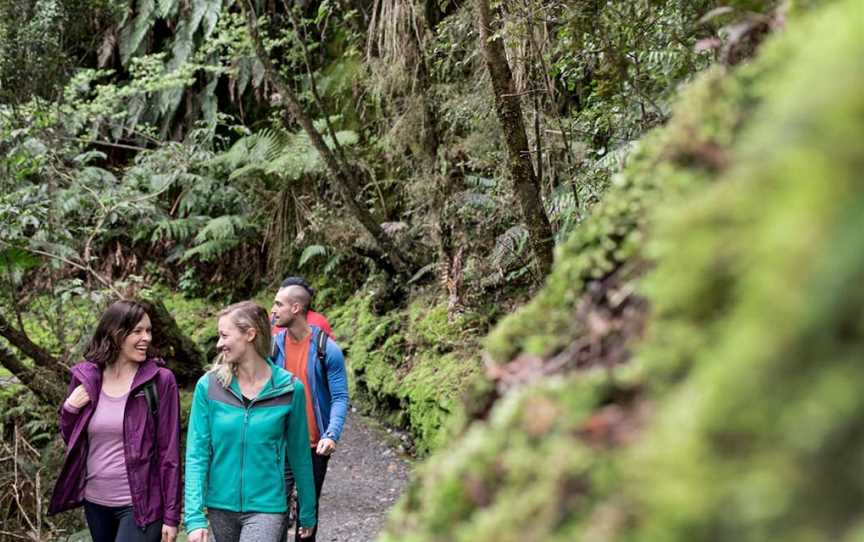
<box><xmin>316</xmin><ymin>438</ymin><xmax>336</xmax><ymax>456</ymax></box>
<box><xmin>65</xmin><ymin>384</ymin><xmax>91</xmax><ymax>410</ymax></box>
<box><xmin>299</xmin><ymin>526</ymin><xmax>314</xmax><ymax>538</ymax></box>
<box><xmin>161</xmin><ymin>525</ymin><xmax>177</xmax><ymax>542</ymax></box>
<box><xmin>187</xmin><ymin>528</ymin><xmax>208</xmax><ymax>542</ymax></box>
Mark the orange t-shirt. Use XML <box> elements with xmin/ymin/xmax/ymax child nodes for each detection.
<box><xmin>281</xmin><ymin>333</ymin><xmax>320</xmax><ymax>447</ymax></box>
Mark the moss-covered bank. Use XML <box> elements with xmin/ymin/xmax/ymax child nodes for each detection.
<box><xmin>381</xmin><ymin>0</ymin><xmax>864</xmax><ymax>539</ymax></box>
<box><xmin>329</xmin><ymin>290</ymin><xmax>487</xmax><ymax>455</ymax></box>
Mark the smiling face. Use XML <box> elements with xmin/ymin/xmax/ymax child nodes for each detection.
<box><xmin>217</xmin><ymin>315</ymin><xmax>256</xmax><ymax>364</ymax></box>
<box><xmin>117</xmin><ymin>314</ymin><xmax>152</xmax><ymax>364</ymax></box>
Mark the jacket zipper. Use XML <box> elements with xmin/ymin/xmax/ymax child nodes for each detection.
<box><xmin>241</xmin><ymin>406</ymin><xmax>248</xmax><ymax>511</ymax></box>
<box><xmin>228</xmin><ymin>380</ymin><xmax>293</xmax><ymax>511</ymax></box>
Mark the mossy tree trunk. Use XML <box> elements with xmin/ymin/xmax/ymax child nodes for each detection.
<box><xmin>0</xmin><ymin>313</ymin><xmax>66</xmax><ymax>404</ymax></box>
<box><xmin>0</xmin><ymin>343</ymin><xmax>65</xmax><ymax>405</ymax></box>
<box><xmin>475</xmin><ymin>0</ymin><xmax>555</xmax><ymax>276</ymax></box>
<box><xmin>139</xmin><ymin>293</ymin><xmax>204</xmax><ymax>388</ymax></box>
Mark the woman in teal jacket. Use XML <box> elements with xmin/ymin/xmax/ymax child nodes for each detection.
<box><xmin>184</xmin><ymin>301</ymin><xmax>316</xmax><ymax>541</ymax></box>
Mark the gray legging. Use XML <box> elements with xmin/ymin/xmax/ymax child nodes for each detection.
<box><xmin>209</xmin><ymin>509</ymin><xmax>289</xmax><ymax>542</ymax></box>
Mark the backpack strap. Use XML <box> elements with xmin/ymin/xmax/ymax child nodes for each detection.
<box><xmin>315</xmin><ymin>328</ymin><xmax>331</xmax><ymax>398</ymax></box>
<box><xmin>143</xmin><ymin>379</ymin><xmax>158</xmax><ymax>429</ymax></box>
<box><xmin>316</xmin><ymin>328</ymin><xmax>328</xmax><ymax>366</ymax></box>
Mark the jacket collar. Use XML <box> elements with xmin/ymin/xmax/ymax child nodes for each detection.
<box><xmin>71</xmin><ymin>357</ymin><xmax>164</xmax><ymax>398</ymax></box>
<box><xmin>227</xmin><ymin>359</ymin><xmax>295</xmax><ymax>401</ymax></box>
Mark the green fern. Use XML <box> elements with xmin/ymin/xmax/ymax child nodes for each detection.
<box><xmin>212</xmin><ymin>125</ymin><xmax>359</xmax><ymax>183</ymax></box>
<box><xmin>181</xmin><ymin>237</ymin><xmax>238</xmax><ymax>262</ymax></box>
<box><xmin>119</xmin><ymin>0</ymin><xmax>156</xmax><ymax>65</ymax></box>
<box><xmin>151</xmin><ymin>216</ymin><xmax>207</xmax><ymax>242</ymax></box>
<box><xmin>299</xmin><ymin>244</ymin><xmax>327</xmax><ymax>268</ymax></box>
<box><xmin>157</xmin><ymin>0</ymin><xmax>179</xmax><ymax>18</ymax></box>
<box><xmin>491</xmin><ymin>226</ymin><xmax>528</xmax><ymax>269</ymax></box>
<box><xmin>192</xmin><ymin>214</ymin><xmax>251</xmax><ymax>244</ymax></box>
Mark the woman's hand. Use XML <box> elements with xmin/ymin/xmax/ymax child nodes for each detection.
<box><xmin>65</xmin><ymin>384</ymin><xmax>91</xmax><ymax>410</ymax></box>
<box><xmin>161</xmin><ymin>525</ymin><xmax>178</xmax><ymax>542</ymax></box>
<box><xmin>187</xmin><ymin>528</ymin><xmax>208</xmax><ymax>542</ymax></box>
<box><xmin>299</xmin><ymin>526</ymin><xmax>314</xmax><ymax>538</ymax></box>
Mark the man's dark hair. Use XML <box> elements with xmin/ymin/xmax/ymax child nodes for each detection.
<box><xmin>280</xmin><ymin>276</ymin><xmax>315</xmax><ymax>298</ymax></box>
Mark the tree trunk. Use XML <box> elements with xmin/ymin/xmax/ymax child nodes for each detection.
<box><xmin>241</xmin><ymin>0</ymin><xmax>416</xmax><ymax>277</ymax></box>
<box><xmin>475</xmin><ymin>0</ymin><xmax>555</xmax><ymax>276</ymax></box>
<box><xmin>139</xmin><ymin>293</ymin><xmax>205</xmax><ymax>388</ymax></box>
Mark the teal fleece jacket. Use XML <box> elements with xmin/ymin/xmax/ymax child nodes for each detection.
<box><xmin>184</xmin><ymin>361</ymin><xmax>316</xmax><ymax>532</ymax></box>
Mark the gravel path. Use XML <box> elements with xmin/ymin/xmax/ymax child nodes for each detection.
<box><xmin>312</xmin><ymin>409</ymin><xmax>412</xmax><ymax>542</ymax></box>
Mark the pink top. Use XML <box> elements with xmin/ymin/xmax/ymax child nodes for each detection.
<box><xmin>84</xmin><ymin>390</ymin><xmax>132</xmax><ymax>507</ymax></box>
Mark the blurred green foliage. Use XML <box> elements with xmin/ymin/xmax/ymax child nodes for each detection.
<box><xmin>381</xmin><ymin>0</ymin><xmax>863</xmax><ymax>539</ymax></box>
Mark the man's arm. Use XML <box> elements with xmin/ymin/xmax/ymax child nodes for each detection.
<box><xmin>322</xmin><ymin>339</ymin><xmax>349</xmax><ymax>442</ymax></box>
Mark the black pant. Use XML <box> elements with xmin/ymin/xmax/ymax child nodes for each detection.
<box><xmin>285</xmin><ymin>450</ymin><xmax>330</xmax><ymax>542</ymax></box>
<box><xmin>83</xmin><ymin>500</ymin><xmax>161</xmax><ymax>542</ymax></box>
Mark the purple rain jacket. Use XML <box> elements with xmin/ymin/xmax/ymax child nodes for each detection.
<box><xmin>48</xmin><ymin>358</ymin><xmax>182</xmax><ymax>527</ymax></box>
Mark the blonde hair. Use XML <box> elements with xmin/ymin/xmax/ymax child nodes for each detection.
<box><xmin>211</xmin><ymin>301</ymin><xmax>272</xmax><ymax>387</ymax></box>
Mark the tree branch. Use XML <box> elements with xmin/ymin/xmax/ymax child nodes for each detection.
<box><xmin>0</xmin><ymin>313</ymin><xmax>58</xmax><ymax>368</ymax></box>
<box><xmin>0</xmin><ymin>343</ymin><xmax>65</xmax><ymax>405</ymax></box>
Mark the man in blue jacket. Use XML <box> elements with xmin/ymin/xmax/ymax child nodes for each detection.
<box><xmin>271</xmin><ymin>284</ymin><xmax>349</xmax><ymax>542</ymax></box>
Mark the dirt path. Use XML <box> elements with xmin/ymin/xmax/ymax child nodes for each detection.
<box><xmin>312</xmin><ymin>409</ymin><xmax>412</xmax><ymax>542</ymax></box>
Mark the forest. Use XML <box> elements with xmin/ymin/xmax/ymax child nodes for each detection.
<box><xmin>1</xmin><ymin>0</ymin><xmax>862</xmax><ymax>540</ymax></box>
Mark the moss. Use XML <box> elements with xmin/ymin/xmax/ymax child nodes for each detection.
<box><xmin>330</xmin><ymin>289</ymin><xmax>484</xmax><ymax>455</ymax></box>
<box><xmin>383</xmin><ymin>0</ymin><xmax>864</xmax><ymax>539</ymax></box>
<box><xmin>155</xmin><ymin>285</ymin><xmax>221</xmax><ymax>361</ymax></box>
<box><xmin>381</xmin><ymin>374</ymin><xmax>613</xmax><ymax>542</ymax></box>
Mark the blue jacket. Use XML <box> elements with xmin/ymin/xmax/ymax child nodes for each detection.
<box><xmin>272</xmin><ymin>326</ymin><xmax>349</xmax><ymax>442</ymax></box>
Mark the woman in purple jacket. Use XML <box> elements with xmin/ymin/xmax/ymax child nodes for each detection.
<box><xmin>49</xmin><ymin>300</ymin><xmax>181</xmax><ymax>542</ymax></box>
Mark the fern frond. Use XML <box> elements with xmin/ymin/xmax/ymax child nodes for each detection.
<box><xmin>181</xmin><ymin>238</ymin><xmax>238</xmax><ymax>262</ymax></box>
<box><xmin>193</xmin><ymin>214</ymin><xmax>252</xmax><ymax>243</ymax></box>
<box><xmin>119</xmin><ymin>0</ymin><xmax>156</xmax><ymax>65</ymax></box>
<box><xmin>151</xmin><ymin>216</ymin><xmax>207</xmax><ymax>242</ymax></box>
<box><xmin>491</xmin><ymin>226</ymin><xmax>528</xmax><ymax>269</ymax></box>
<box><xmin>298</xmin><ymin>244</ymin><xmax>327</xmax><ymax>268</ymax></box>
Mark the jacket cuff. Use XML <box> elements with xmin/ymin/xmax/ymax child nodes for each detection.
<box><xmin>62</xmin><ymin>402</ymin><xmax>80</xmax><ymax>414</ymax></box>
<box><xmin>186</xmin><ymin>518</ymin><xmax>208</xmax><ymax>533</ymax></box>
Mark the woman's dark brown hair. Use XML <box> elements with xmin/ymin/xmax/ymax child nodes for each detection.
<box><xmin>84</xmin><ymin>300</ymin><xmax>156</xmax><ymax>367</ymax></box>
